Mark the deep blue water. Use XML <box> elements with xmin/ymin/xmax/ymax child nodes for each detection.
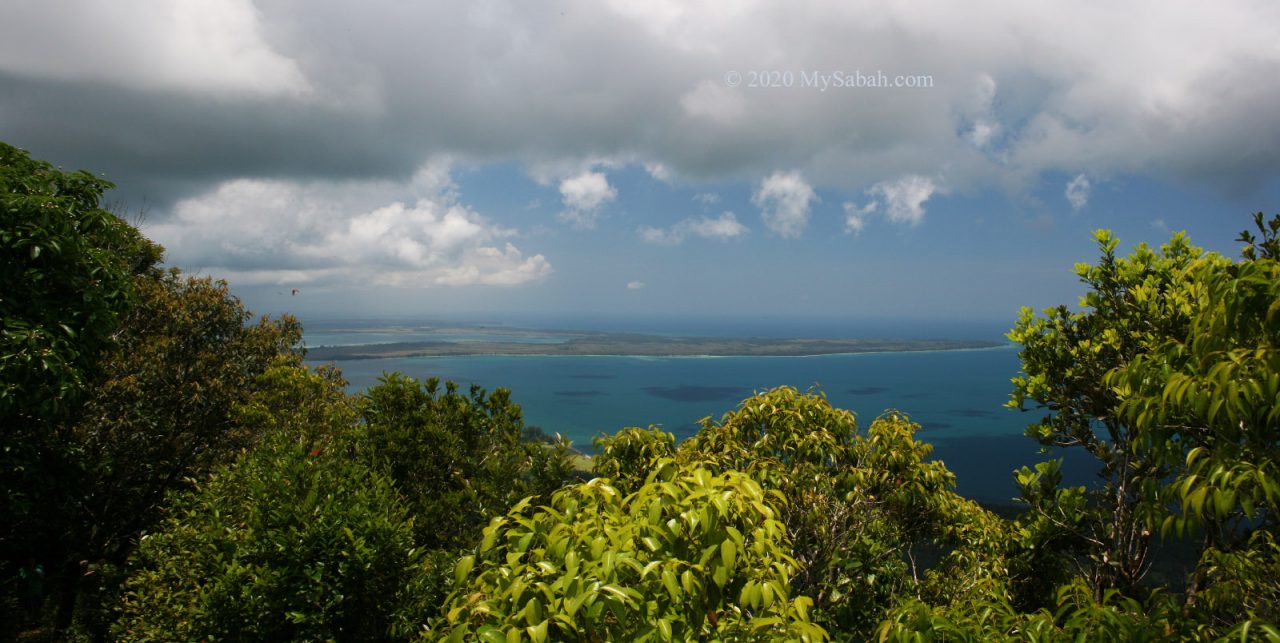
<box><xmin>305</xmin><ymin>327</ymin><xmax>1097</xmax><ymax>504</ymax></box>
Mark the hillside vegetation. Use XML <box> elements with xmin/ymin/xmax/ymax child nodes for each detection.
<box><xmin>3</xmin><ymin>142</ymin><xmax>1278</xmax><ymax>641</ymax></box>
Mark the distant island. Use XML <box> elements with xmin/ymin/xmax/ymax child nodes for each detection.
<box><xmin>303</xmin><ymin>330</ymin><xmax>1004</xmax><ymax>360</ymax></box>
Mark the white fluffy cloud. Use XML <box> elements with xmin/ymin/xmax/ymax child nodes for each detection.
<box><xmin>558</xmin><ymin>171</ymin><xmax>618</xmax><ymax>229</ymax></box>
<box><xmin>627</xmin><ymin>280</ymin><xmax>645</xmax><ymax>290</ymax></box>
<box><xmin>843</xmin><ymin>202</ymin><xmax>877</xmax><ymax>234</ymax></box>
<box><xmin>871</xmin><ymin>176</ymin><xmax>938</xmax><ymax>225</ymax></box>
<box><xmin>752</xmin><ymin>172</ymin><xmax>817</xmax><ymax>239</ymax></box>
<box><xmin>639</xmin><ymin>212</ymin><xmax>748</xmax><ymax>245</ymax></box>
<box><xmin>644</xmin><ymin>162</ymin><xmax>674</xmax><ymax>182</ymax></box>
<box><xmin>1065</xmin><ymin>174</ymin><xmax>1092</xmax><ymax>210</ymax></box>
<box><xmin>844</xmin><ymin>175</ymin><xmax>939</xmax><ymax>232</ymax></box>
<box><xmin>148</xmin><ymin>164</ymin><xmax>550</xmax><ymax>287</ymax></box>
<box><xmin>431</xmin><ymin>244</ymin><xmax>553</xmax><ymax>287</ymax></box>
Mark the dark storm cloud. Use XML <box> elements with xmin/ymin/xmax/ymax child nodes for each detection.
<box><xmin>0</xmin><ymin>71</ymin><xmax>414</xmax><ymax>208</ymax></box>
<box><xmin>4</xmin><ymin>0</ymin><xmax>1274</xmax><ymax>211</ymax></box>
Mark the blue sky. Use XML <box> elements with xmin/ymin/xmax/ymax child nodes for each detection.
<box><xmin>444</xmin><ymin>163</ymin><xmax>1270</xmax><ymax>323</ymax></box>
<box><xmin>2</xmin><ymin>1</ymin><xmax>1277</xmax><ymax>333</ymax></box>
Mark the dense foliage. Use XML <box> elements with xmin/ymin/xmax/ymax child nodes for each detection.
<box><xmin>115</xmin><ymin>363</ymin><xmax>431</xmax><ymax>641</ymax></box>
<box><xmin>71</xmin><ymin>273</ymin><xmax>303</xmax><ymax>564</ymax></box>
<box><xmin>1</xmin><ymin>144</ymin><xmax>303</xmax><ymax>637</ymax></box>
<box><xmin>0</xmin><ymin>142</ymin><xmax>159</xmax><ymax>420</ymax></box>
<box><xmin>2</xmin><ymin>142</ymin><xmax>162</xmax><ymax>594</ymax></box>
<box><xmin>358</xmin><ymin>374</ymin><xmax>575</xmax><ymax>551</ymax></box>
<box><xmin>886</xmin><ymin>215</ymin><xmax>1280</xmax><ymax>640</ymax></box>
<box><xmin>439</xmin><ymin>463</ymin><xmax>822</xmax><ymax>641</ymax></box>
<box><xmin>4</xmin><ymin>143</ymin><xmax>1278</xmax><ymax>641</ymax></box>
<box><xmin>673</xmin><ymin>389</ymin><xmax>1011</xmax><ymax>635</ymax></box>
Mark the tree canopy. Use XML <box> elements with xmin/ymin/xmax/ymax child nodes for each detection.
<box><xmin>4</xmin><ymin>142</ymin><xmax>1279</xmax><ymax>641</ymax></box>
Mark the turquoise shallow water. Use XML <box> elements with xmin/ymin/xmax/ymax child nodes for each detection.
<box><xmin>310</xmin><ymin>344</ymin><xmax>1097</xmax><ymax>503</ymax></box>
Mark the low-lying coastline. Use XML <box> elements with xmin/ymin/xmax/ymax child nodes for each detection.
<box><xmin>304</xmin><ymin>332</ymin><xmax>1004</xmax><ymax>360</ymax></box>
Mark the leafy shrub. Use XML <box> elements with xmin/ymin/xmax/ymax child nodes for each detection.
<box><xmin>1</xmin><ymin>141</ymin><xmax>161</xmax><ymax>588</ymax></box>
<box><xmin>676</xmin><ymin>387</ymin><xmax>1012</xmax><ymax>636</ymax></box>
<box><xmin>115</xmin><ymin>430</ymin><xmax>430</xmax><ymax>641</ymax></box>
<box><xmin>592</xmin><ymin>425</ymin><xmax>677</xmax><ymax>494</ymax></box>
<box><xmin>438</xmin><ymin>459</ymin><xmax>826</xmax><ymax>641</ymax></box>
<box><xmin>70</xmin><ymin>274</ymin><xmax>303</xmax><ymax>564</ymax></box>
<box><xmin>358</xmin><ymin>374</ymin><xmax>574</xmax><ymax>551</ymax></box>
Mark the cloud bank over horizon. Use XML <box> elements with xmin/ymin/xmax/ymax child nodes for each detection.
<box><xmin>146</xmin><ymin>161</ymin><xmax>552</xmax><ymax>288</ymax></box>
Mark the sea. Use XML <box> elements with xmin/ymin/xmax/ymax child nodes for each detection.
<box><xmin>301</xmin><ymin>316</ymin><xmax>1097</xmax><ymax>505</ymax></box>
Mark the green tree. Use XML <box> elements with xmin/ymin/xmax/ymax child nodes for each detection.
<box><xmin>115</xmin><ymin>364</ymin><xmax>431</xmax><ymax>642</ymax></box>
<box><xmin>1007</xmin><ymin>229</ymin><xmax>1225</xmax><ymax>596</ymax></box>
<box><xmin>1</xmin><ymin>142</ymin><xmax>161</xmax><ymax>572</ymax></box>
<box><xmin>1</xmin><ymin>142</ymin><xmax>166</xmax><ymax>634</ymax></box>
<box><xmin>592</xmin><ymin>388</ymin><xmax>1013</xmax><ymax>638</ymax></box>
<box><xmin>0</xmin><ymin>142</ymin><xmax>160</xmax><ymax>420</ymax></box>
<box><xmin>44</xmin><ymin>271</ymin><xmax>302</xmax><ymax>637</ymax></box>
<box><xmin>357</xmin><ymin>374</ymin><xmax>574</xmax><ymax>552</ymax></box>
<box><xmin>940</xmin><ymin>214</ymin><xmax>1280</xmax><ymax>640</ymax></box>
<box><xmin>70</xmin><ymin>274</ymin><xmax>299</xmax><ymax>566</ymax></box>
<box><xmin>70</xmin><ymin>272</ymin><xmax>302</xmax><ymax>565</ymax></box>
<box><xmin>879</xmin><ymin>578</ymin><xmax>1205</xmax><ymax>642</ymax></box>
<box><xmin>1106</xmin><ymin>213</ymin><xmax>1280</xmax><ymax>626</ymax></box>
<box><xmin>674</xmin><ymin>388</ymin><xmax>1011</xmax><ymax>636</ymax></box>
<box><xmin>2</xmin><ymin>141</ymin><xmax>307</xmax><ymax>635</ymax></box>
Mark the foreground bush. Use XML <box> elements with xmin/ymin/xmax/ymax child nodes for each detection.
<box><xmin>674</xmin><ymin>387</ymin><xmax>1011</xmax><ymax>636</ymax></box>
<box><xmin>114</xmin><ymin>366</ymin><xmax>432</xmax><ymax>641</ymax></box>
<box><xmin>359</xmin><ymin>374</ymin><xmax>576</xmax><ymax>551</ymax></box>
<box><xmin>438</xmin><ymin>460</ymin><xmax>826</xmax><ymax>641</ymax></box>
<box><xmin>2</xmin><ymin>141</ymin><xmax>305</xmax><ymax>636</ymax></box>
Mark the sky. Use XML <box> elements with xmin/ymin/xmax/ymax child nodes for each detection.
<box><xmin>3</xmin><ymin>1</ymin><xmax>1279</xmax><ymax>332</ymax></box>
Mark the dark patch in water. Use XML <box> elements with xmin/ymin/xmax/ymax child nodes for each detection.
<box><xmin>569</xmin><ymin>374</ymin><xmax>616</xmax><ymax>380</ymax></box>
<box><xmin>950</xmin><ymin>408</ymin><xmax>996</xmax><ymax>418</ymax></box>
<box><xmin>555</xmin><ymin>390</ymin><xmax>605</xmax><ymax>398</ymax></box>
<box><xmin>928</xmin><ymin>435</ymin><xmax>1101</xmax><ymax>503</ymax></box>
<box><xmin>924</xmin><ymin>421</ymin><xmax>953</xmax><ymax>430</ymax></box>
<box><xmin>644</xmin><ymin>385</ymin><xmax>747</xmax><ymax>403</ymax></box>
<box><xmin>846</xmin><ymin>386</ymin><xmax>889</xmax><ymax>396</ymax></box>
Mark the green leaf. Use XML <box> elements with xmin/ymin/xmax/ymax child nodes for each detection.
<box><xmin>524</xmin><ymin>597</ymin><xmax>544</xmax><ymax>626</ymax></box>
<box><xmin>565</xmin><ymin>590</ymin><xmax>590</xmax><ymax>617</ymax></box>
<box><xmin>794</xmin><ymin>595</ymin><xmax>812</xmax><ymax>621</ymax></box>
<box><xmin>456</xmin><ymin>555</ymin><xmax>476</xmax><ymax>586</ymax></box>
<box><xmin>1187</xmin><ymin>485</ymin><xmax>1209</xmax><ymax>516</ymax></box>
<box><xmin>478</xmin><ymin>628</ymin><xmax>507</xmax><ymax>643</ymax></box>
<box><xmin>720</xmin><ymin>539</ymin><xmax>737</xmax><ymax>570</ymax></box>
<box><xmin>681</xmin><ymin>569</ymin><xmax>696</xmax><ymax>595</ymax></box>
<box><xmin>527</xmin><ymin>620</ymin><xmax>549</xmax><ymax>643</ymax></box>
<box><xmin>658</xmin><ymin>618</ymin><xmax>673</xmax><ymax>641</ymax></box>
<box><xmin>712</xmin><ymin>564</ymin><xmax>728</xmax><ymax>588</ymax></box>
<box><xmin>662</xmin><ymin>569</ymin><xmax>681</xmax><ymax>602</ymax></box>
